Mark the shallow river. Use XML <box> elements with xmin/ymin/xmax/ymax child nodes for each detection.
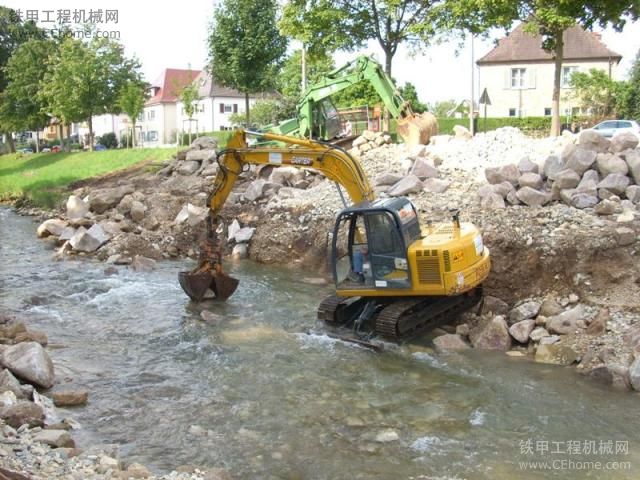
<box><xmin>1</xmin><ymin>207</ymin><xmax>639</xmax><ymax>479</ymax></box>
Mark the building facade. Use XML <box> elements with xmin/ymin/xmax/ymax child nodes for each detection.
<box><xmin>477</xmin><ymin>24</ymin><xmax>622</xmax><ymax>118</ymax></box>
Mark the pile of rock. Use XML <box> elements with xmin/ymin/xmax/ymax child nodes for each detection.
<box><xmin>157</xmin><ymin>136</ymin><xmax>220</xmax><ymax>178</ymax></box>
<box><xmin>479</xmin><ymin>130</ymin><xmax>640</xmax><ymax>215</ymax></box>
<box><xmin>348</xmin><ymin>130</ymin><xmax>393</xmax><ymax>158</ymax></box>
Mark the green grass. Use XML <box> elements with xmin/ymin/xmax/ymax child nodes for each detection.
<box><xmin>0</xmin><ymin>147</ymin><xmax>174</xmax><ymax>208</ymax></box>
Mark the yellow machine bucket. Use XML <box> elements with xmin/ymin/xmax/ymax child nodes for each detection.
<box><xmin>396</xmin><ymin>112</ymin><xmax>438</xmax><ymax>146</ymax></box>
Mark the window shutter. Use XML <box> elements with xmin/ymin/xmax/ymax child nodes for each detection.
<box><xmin>233</xmin><ymin>104</ymin><xmax>238</xmax><ymax>113</ymax></box>
<box><xmin>528</xmin><ymin>68</ymin><xmax>536</xmax><ymax>89</ymax></box>
<box><xmin>220</xmin><ymin>103</ymin><xmax>224</xmax><ymax>113</ymax></box>
<box><xmin>504</xmin><ymin>68</ymin><xmax>511</xmax><ymax>89</ymax></box>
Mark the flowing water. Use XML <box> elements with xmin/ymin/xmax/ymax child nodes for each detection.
<box><xmin>1</xmin><ymin>207</ymin><xmax>639</xmax><ymax>480</ymax></box>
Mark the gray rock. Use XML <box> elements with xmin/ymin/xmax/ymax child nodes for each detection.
<box><xmin>516</xmin><ymin>187</ymin><xmax>551</xmax><ymax>207</ymax></box>
<box><xmin>547</xmin><ymin>305</ymin><xmax>584</xmax><ymax>335</ymax></box>
<box><xmin>33</xmin><ymin>429</ymin><xmax>75</xmax><ymax>448</ymax></box>
<box><xmin>409</xmin><ymin>158</ymin><xmax>438</xmax><ymax>180</ymax></box>
<box><xmin>483</xmin><ymin>296</ymin><xmax>509</xmax><ymax>316</ymax></box>
<box><xmin>625</xmin><ymin>150</ymin><xmax>640</xmax><ymax>184</ymax></box>
<box><xmin>630</xmin><ymin>358</ymin><xmax>640</xmax><ymax>391</ymax></box>
<box><xmin>375</xmin><ymin>173</ymin><xmax>404</xmax><ymax>186</ymax></box>
<box><xmin>201</xmin><ymin>163</ymin><xmax>219</xmax><ymax>177</ymax></box>
<box><xmin>571</xmin><ymin>193</ymin><xmax>599</xmax><ymax>209</ymax></box>
<box><xmin>244</xmin><ymin>179</ymin><xmax>267</xmax><ymax>202</ymax></box>
<box><xmin>506</xmin><ymin>190</ymin><xmax>521</xmax><ymax>205</ymax></box>
<box><xmin>423</xmin><ymin>178</ymin><xmax>450</xmax><ymax>193</ymax></box>
<box><xmin>387</xmin><ymin>175</ymin><xmax>423</xmax><ymax>196</ymax></box>
<box><xmin>554</xmin><ymin>169</ymin><xmax>581</xmax><ymax>189</ymax></box>
<box><xmin>492</xmin><ymin>181</ymin><xmax>515</xmax><ymax>198</ymax></box>
<box><xmin>52</xmin><ymin>389</ymin><xmax>89</xmax><ymax>407</ymax></box>
<box><xmin>615</xmin><ymin>227</ymin><xmax>636</xmax><ymax>246</ymax></box>
<box><xmin>509</xmin><ymin>319</ymin><xmax>536</xmax><ymax>343</ymax></box>
<box><xmin>598</xmin><ymin>173</ymin><xmax>630</xmax><ymax>196</ymax></box>
<box><xmin>480</xmin><ymin>192</ymin><xmax>505</xmax><ymax>209</ymax></box>
<box><xmin>485</xmin><ymin>167</ymin><xmax>504</xmax><ymax>184</ymax></box>
<box><xmin>130</xmin><ymin>255</ymin><xmax>156</xmax><ymax>272</ymax></box>
<box><xmin>185</xmin><ymin>149</ymin><xmax>215</xmax><ymax>162</ymax></box>
<box><xmin>66</xmin><ymin>195</ymin><xmax>89</xmax><ymax>219</ymax></box>
<box><xmin>543</xmin><ymin>155</ymin><xmax>565</xmax><ymax>180</ymax></box>
<box><xmin>578</xmin><ymin>130</ymin><xmax>611</xmax><ymax>153</ymax></box>
<box><xmin>518</xmin><ymin>172</ymin><xmax>543</xmax><ymax>190</ymax></box>
<box><xmin>453</xmin><ymin>124</ymin><xmax>472</xmax><ymax>139</ymax></box>
<box><xmin>89</xmin><ymin>185</ymin><xmax>135</xmax><ymax>214</ymax></box>
<box><xmin>234</xmin><ymin>227</ymin><xmax>255</xmax><ymax>243</ymax></box>
<box><xmin>594</xmin><ymin>199</ymin><xmax>617</xmax><ymax>215</ymax></box>
<box><xmin>476</xmin><ymin>184</ymin><xmax>493</xmax><ymax>199</ymax></box>
<box><xmin>610</xmin><ymin>132</ymin><xmax>639</xmax><ymax>153</ymax></box>
<box><xmin>508</xmin><ymin>301</ymin><xmax>541</xmax><ymax>324</ymax></box>
<box><xmin>529</xmin><ymin>327</ymin><xmax>549</xmax><ymax>342</ymax></box>
<box><xmin>0</xmin><ymin>369</ymin><xmax>26</xmax><ymax>399</ymax></box>
<box><xmin>432</xmin><ymin>334</ymin><xmax>470</xmax><ymax>352</ymax></box>
<box><xmin>69</xmin><ymin>224</ymin><xmax>109</xmax><ymax>253</ymax></box>
<box><xmin>0</xmin><ymin>400</ymin><xmax>44</xmax><ymax>428</ymax></box>
<box><xmin>174</xmin><ymin>203</ymin><xmax>207</xmax><ymax>226</ymax></box>
<box><xmin>535</xmin><ymin>344</ymin><xmax>579</xmax><ymax>365</ymax></box>
<box><xmin>232</xmin><ymin>243</ymin><xmax>248</xmax><ymax>259</ymax></box>
<box><xmin>539</xmin><ymin>298</ymin><xmax>563</xmax><ymax>317</ymax></box>
<box><xmin>470</xmin><ymin>315</ymin><xmax>512</xmax><ymax>351</ymax></box>
<box><xmin>566</xmin><ymin>147</ymin><xmax>597</xmax><ymax>176</ymax></box>
<box><xmin>58</xmin><ymin>226</ymin><xmax>77</xmax><ymax>242</ymax></box>
<box><xmin>36</xmin><ymin>219</ymin><xmax>68</xmax><ymax>238</ymax></box>
<box><xmin>227</xmin><ymin>219</ymin><xmax>241</xmax><ymax>242</ymax></box>
<box><xmin>499</xmin><ymin>164</ymin><xmax>520</xmax><ymax>186</ymax></box>
<box><xmin>130</xmin><ymin>201</ymin><xmax>146</xmax><ymax>223</ymax></box>
<box><xmin>596</xmin><ymin>153</ymin><xmax>629</xmax><ymax>177</ymax></box>
<box><xmin>626</xmin><ymin>185</ymin><xmax>640</xmax><ymax>203</ymax></box>
<box><xmin>518</xmin><ymin>157</ymin><xmax>539</xmax><ymax>174</ymax></box>
<box><xmin>176</xmin><ymin>161</ymin><xmax>200</xmax><ymax>175</ymax></box>
<box><xmin>580</xmin><ymin>169</ymin><xmax>600</xmax><ymax>185</ymax></box>
<box><xmin>269</xmin><ymin>166</ymin><xmax>301</xmax><ymax>185</ymax></box>
<box><xmin>2</xmin><ymin>342</ymin><xmax>54</xmax><ymax>388</ymax></box>
<box><xmin>598</xmin><ymin>188</ymin><xmax>616</xmax><ymax>200</ymax></box>
<box><xmin>191</xmin><ymin>136</ymin><xmax>218</xmax><ymax>150</ymax></box>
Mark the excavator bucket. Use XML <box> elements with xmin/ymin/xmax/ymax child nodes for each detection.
<box><xmin>397</xmin><ymin>112</ymin><xmax>438</xmax><ymax>146</ymax></box>
<box><xmin>178</xmin><ymin>270</ymin><xmax>239</xmax><ymax>302</ymax></box>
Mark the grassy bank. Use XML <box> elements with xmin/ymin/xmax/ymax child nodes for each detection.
<box><xmin>0</xmin><ymin>148</ymin><xmax>174</xmax><ymax>208</ymax></box>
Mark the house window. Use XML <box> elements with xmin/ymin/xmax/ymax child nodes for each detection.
<box><xmin>511</xmin><ymin>68</ymin><xmax>526</xmax><ymax>89</ymax></box>
<box><xmin>224</xmin><ymin>104</ymin><xmax>232</xmax><ymax>113</ymax></box>
<box><xmin>197</xmin><ymin>104</ymin><xmax>205</xmax><ymax>113</ymax></box>
<box><xmin>137</xmin><ymin>113</ymin><xmax>144</xmax><ymax>122</ymax></box>
<box><xmin>146</xmin><ymin>131</ymin><xmax>158</xmax><ymax>142</ymax></box>
<box><xmin>561</xmin><ymin>66</ymin><xmax>578</xmax><ymax>88</ymax></box>
<box><xmin>147</xmin><ymin>110</ymin><xmax>155</xmax><ymax>120</ymax></box>
<box><xmin>544</xmin><ymin>108</ymin><xmax>552</xmax><ymax>116</ymax></box>
<box><xmin>509</xmin><ymin>108</ymin><xmax>517</xmax><ymax>117</ymax></box>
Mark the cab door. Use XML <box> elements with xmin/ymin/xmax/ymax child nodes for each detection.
<box><xmin>365</xmin><ymin>212</ymin><xmax>411</xmax><ymax>289</ymax></box>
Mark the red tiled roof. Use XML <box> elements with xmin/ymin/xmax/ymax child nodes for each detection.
<box><xmin>477</xmin><ymin>24</ymin><xmax>622</xmax><ymax>65</ymax></box>
<box><xmin>145</xmin><ymin>68</ymin><xmax>201</xmax><ymax>105</ymax></box>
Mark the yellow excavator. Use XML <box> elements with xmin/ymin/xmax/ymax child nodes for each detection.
<box><xmin>179</xmin><ymin>130</ymin><xmax>490</xmax><ymax>342</ymax></box>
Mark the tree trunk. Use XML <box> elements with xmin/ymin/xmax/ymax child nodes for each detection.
<box><xmin>245</xmin><ymin>92</ymin><xmax>250</xmax><ymax>126</ymax></box>
<box><xmin>65</xmin><ymin>123</ymin><xmax>71</xmax><ymax>152</ymax></box>
<box><xmin>382</xmin><ymin>51</ymin><xmax>393</xmax><ymax>133</ymax></box>
<box><xmin>551</xmin><ymin>31</ymin><xmax>564</xmax><ymax>137</ymax></box>
<box><xmin>88</xmin><ymin>116</ymin><xmax>94</xmax><ymax>151</ymax></box>
<box><xmin>132</xmin><ymin>120</ymin><xmax>136</xmax><ymax>148</ymax></box>
<box><xmin>35</xmin><ymin>130</ymin><xmax>40</xmax><ymax>153</ymax></box>
<box><xmin>6</xmin><ymin>132</ymin><xmax>15</xmax><ymax>153</ymax></box>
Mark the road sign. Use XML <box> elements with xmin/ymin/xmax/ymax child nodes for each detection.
<box><xmin>479</xmin><ymin>88</ymin><xmax>491</xmax><ymax>105</ymax></box>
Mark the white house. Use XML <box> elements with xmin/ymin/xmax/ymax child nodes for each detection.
<box><xmin>477</xmin><ymin>24</ymin><xmax>622</xmax><ymax>118</ymax></box>
<box><xmin>139</xmin><ymin>68</ymin><xmax>201</xmax><ymax>146</ymax></box>
<box><xmin>175</xmin><ymin>70</ymin><xmax>268</xmax><ymax>134</ymax></box>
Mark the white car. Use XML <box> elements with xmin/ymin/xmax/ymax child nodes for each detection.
<box><xmin>589</xmin><ymin>119</ymin><xmax>640</xmax><ymax>138</ymax></box>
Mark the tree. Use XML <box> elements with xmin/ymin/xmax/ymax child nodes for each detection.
<box><xmin>0</xmin><ymin>7</ymin><xmax>44</xmax><ymax>152</ymax></box>
<box><xmin>621</xmin><ymin>48</ymin><xmax>640</xmax><ymax>119</ymax></box>
<box><xmin>440</xmin><ymin>0</ymin><xmax>640</xmax><ymax>136</ymax></box>
<box><xmin>398</xmin><ymin>82</ymin><xmax>428</xmax><ymax>113</ymax></box>
<box><xmin>279</xmin><ymin>49</ymin><xmax>335</xmax><ymax>99</ymax></box>
<box><xmin>117</xmin><ymin>82</ymin><xmax>146</xmax><ymax>148</ymax></box>
<box><xmin>229</xmin><ymin>99</ymin><xmax>284</xmax><ymax>127</ymax></box>
<box><xmin>429</xmin><ymin>99</ymin><xmax>458</xmax><ymax>117</ymax></box>
<box><xmin>41</xmin><ymin>35</ymin><xmax>142</xmax><ymax>151</ymax></box>
<box><xmin>569</xmin><ymin>68</ymin><xmax>626</xmax><ymax>118</ymax></box>
<box><xmin>179</xmin><ymin>80</ymin><xmax>199</xmax><ymax>145</ymax></box>
<box><xmin>209</xmin><ymin>0</ymin><xmax>287</xmax><ymax>126</ymax></box>
<box><xmin>280</xmin><ymin>0</ymin><xmax>438</xmax><ymax>77</ymax></box>
<box><xmin>0</xmin><ymin>38</ymin><xmax>54</xmax><ymax>152</ymax></box>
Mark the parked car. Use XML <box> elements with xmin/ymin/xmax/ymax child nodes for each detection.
<box><xmin>588</xmin><ymin>119</ymin><xmax>640</xmax><ymax>138</ymax></box>
<box><xmin>18</xmin><ymin>148</ymin><xmax>33</xmax><ymax>154</ymax></box>
<box><xmin>51</xmin><ymin>145</ymin><xmax>61</xmax><ymax>153</ymax></box>
<box><xmin>94</xmin><ymin>144</ymin><xmax>107</xmax><ymax>151</ymax></box>
<box><xmin>41</xmin><ymin>147</ymin><xmax>51</xmax><ymax>153</ymax></box>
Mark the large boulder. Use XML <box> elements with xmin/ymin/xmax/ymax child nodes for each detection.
<box><xmin>554</xmin><ymin>169</ymin><xmax>581</xmax><ymax>189</ymax></box>
<box><xmin>543</xmin><ymin>155</ymin><xmax>565</xmax><ymax>180</ymax></box>
<box><xmin>433</xmin><ymin>334</ymin><xmax>470</xmax><ymax>352</ymax></box>
<box><xmin>185</xmin><ymin>149</ymin><xmax>215</xmax><ymax>162</ymax></box>
<box><xmin>69</xmin><ymin>224</ymin><xmax>110</xmax><ymax>253</ymax></box>
<box><xmin>130</xmin><ymin>201</ymin><xmax>146</xmax><ymax>223</ymax></box>
<box><xmin>174</xmin><ymin>203</ymin><xmax>207</xmax><ymax>226</ymax></box>
<box><xmin>89</xmin><ymin>185</ymin><xmax>135</xmax><ymax>214</ymax></box>
<box><xmin>130</xmin><ymin>255</ymin><xmax>156</xmax><ymax>273</ymax></box>
<box><xmin>518</xmin><ymin>172</ymin><xmax>543</xmax><ymax>190</ymax></box>
<box><xmin>269</xmin><ymin>166</ymin><xmax>301</xmax><ymax>185</ymax></box>
<box><xmin>375</xmin><ymin>173</ymin><xmax>403</xmax><ymax>186</ymax></box>
<box><xmin>469</xmin><ymin>316</ymin><xmax>512</xmax><ymax>351</ymax></box>
<box><xmin>610</xmin><ymin>132</ymin><xmax>639</xmax><ymax>153</ymax></box>
<box><xmin>596</xmin><ymin>153</ymin><xmax>629</xmax><ymax>177</ymax></box>
<box><xmin>480</xmin><ymin>192</ymin><xmax>505</xmax><ymax>209</ymax></box>
<box><xmin>191</xmin><ymin>136</ymin><xmax>218</xmax><ymax>150</ymax></box>
<box><xmin>0</xmin><ymin>369</ymin><xmax>26</xmax><ymax>399</ymax></box>
<box><xmin>235</xmin><ymin>227</ymin><xmax>255</xmax><ymax>243</ymax></box>
<box><xmin>409</xmin><ymin>158</ymin><xmax>438</xmax><ymax>180</ymax></box>
<box><xmin>0</xmin><ymin>400</ymin><xmax>44</xmax><ymax>428</ymax></box>
<box><xmin>423</xmin><ymin>178</ymin><xmax>450</xmax><ymax>193</ymax></box>
<box><xmin>509</xmin><ymin>319</ymin><xmax>536</xmax><ymax>343</ymax></box>
<box><xmin>535</xmin><ymin>343</ymin><xmax>579</xmax><ymax>365</ymax></box>
<box><xmin>66</xmin><ymin>195</ymin><xmax>89</xmax><ymax>219</ymax></box>
<box><xmin>571</xmin><ymin>193</ymin><xmax>599</xmax><ymax>209</ymax></box>
<box><xmin>518</xmin><ymin>157</ymin><xmax>539</xmax><ymax>174</ymax></box>
<box><xmin>625</xmin><ymin>150</ymin><xmax>640</xmax><ymax>185</ymax></box>
<box><xmin>578</xmin><ymin>130</ymin><xmax>610</xmax><ymax>153</ymax></box>
<box><xmin>565</xmin><ymin>147</ymin><xmax>597</xmax><ymax>176</ymax></box>
<box><xmin>626</xmin><ymin>185</ymin><xmax>640</xmax><ymax>203</ymax></box>
<box><xmin>547</xmin><ymin>305</ymin><xmax>584</xmax><ymax>335</ymax></box>
<box><xmin>516</xmin><ymin>187</ymin><xmax>551</xmax><ymax>207</ymax></box>
<box><xmin>508</xmin><ymin>301</ymin><xmax>541</xmax><ymax>324</ymax></box>
<box><xmin>387</xmin><ymin>175</ymin><xmax>423</xmax><ymax>196</ymax></box>
<box><xmin>36</xmin><ymin>219</ymin><xmax>68</xmax><ymax>238</ymax></box>
<box><xmin>33</xmin><ymin>429</ymin><xmax>75</xmax><ymax>448</ymax></box>
<box><xmin>52</xmin><ymin>388</ymin><xmax>89</xmax><ymax>407</ymax></box>
<box><xmin>176</xmin><ymin>161</ymin><xmax>200</xmax><ymax>175</ymax></box>
<box><xmin>597</xmin><ymin>173</ymin><xmax>630</xmax><ymax>196</ymax></box>
<box><xmin>1</xmin><ymin>342</ymin><xmax>54</xmax><ymax>388</ymax></box>
<box><xmin>244</xmin><ymin>179</ymin><xmax>267</xmax><ymax>202</ymax></box>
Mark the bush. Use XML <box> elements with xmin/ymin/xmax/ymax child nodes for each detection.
<box><xmin>97</xmin><ymin>132</ymin><xmax>118</xmax><ymax>149</ymax></box>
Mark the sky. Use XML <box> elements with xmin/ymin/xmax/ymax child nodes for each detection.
<box><xmin>7</xmin><ymin>0</ymin><xmax>640</xmax><ymax>105</ymax></box>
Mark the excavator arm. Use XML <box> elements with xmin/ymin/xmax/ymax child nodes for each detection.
<box><xmin>179</xmin><ymin>129</ymin><xmax>375</xmax><ymax>302</ymax></box>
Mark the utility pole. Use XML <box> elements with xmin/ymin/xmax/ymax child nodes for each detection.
<box><xmin>469</xmin><ymin>34</ymin><xmax>475</xmax><ymax>135</ymax></box>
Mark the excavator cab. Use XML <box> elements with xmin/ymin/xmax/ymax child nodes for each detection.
<box><xmin>312</xmin><ymin>98</ymin><xmax>342</xmax><ymax>140</ymax></box>
<box><xmin>332</xmin><ymin>198</ymin><xmax>421</xmax><ymax>292</ymax></box>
